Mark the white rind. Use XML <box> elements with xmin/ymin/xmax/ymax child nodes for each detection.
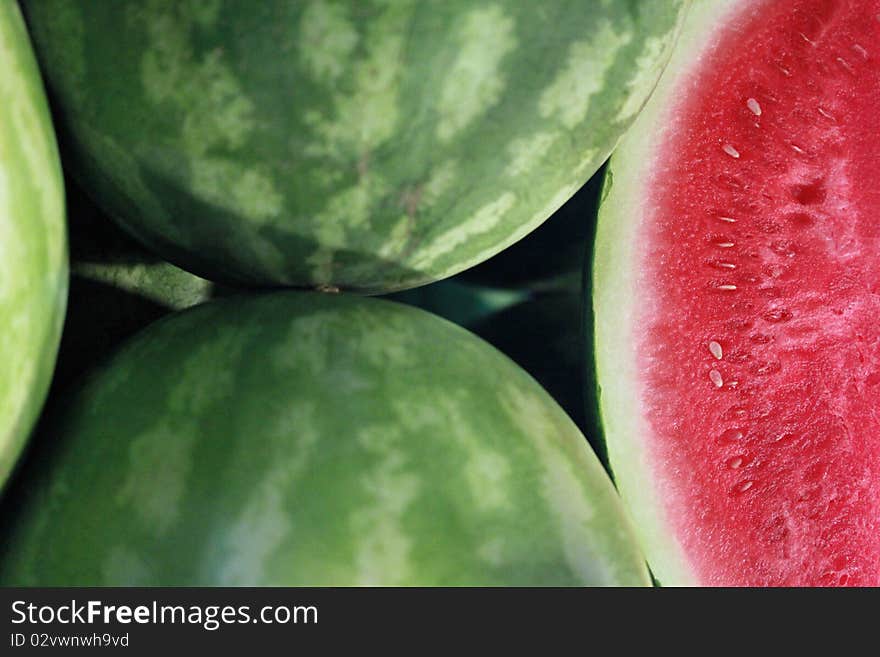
<box><xmin>593</xmin><ymin>0</ymin><xmax>761</xmax><ymax>586</ymax></box>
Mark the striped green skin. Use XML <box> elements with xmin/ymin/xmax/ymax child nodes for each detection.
<box><xmin>472</xmin><ymin>293</ymin><xmax>588</xmax><ymax>438</ymax></box>
<box><xmin>0</xmin><ymin>2</ymin><xmax>67</xmax><ymax>490</ymax></box>
<box><xmin>21</xmin><ymin>0</ymin><xmax>688</xmax><ymax>292</ymax></box>
<box><xmin>53</xmin><ymin>264</ymin><xmax>214</xmax><ymax>393</ymax></box>
<box><xmin>72</xmin><ymin>262</ymin><xmax>213</xmax><ymax>311</ymax></box>
<box><xmin>50</xmin><ymin>181</ymin><xmax>218</xmax><ymax>392</ymax></box>
<box><xmin>462</xmin><ymin>163</ymin><xmax>606</xmax><ymax>292</ymax></box>
<box><xmin>67</xmin><ymin>182</ymin><xmax>215</xmax><ymax>313</ymax></box>
<box><xmin>0</xmin><ymin>292</ymin><xmax>649</xmax><ymax>586</ymax></box>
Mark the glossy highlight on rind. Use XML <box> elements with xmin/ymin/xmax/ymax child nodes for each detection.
<box><xmin>21</xmin><ymin>0</ymin><xmax>688</xmax><ymax>292</ymax></box>
<box><xmin>0</xmin><ymin>292</ymin><xmax>649</xmax><ymax>586</ymax></box>
<box><xmin>0</xmin><ymin>2</ymin><xmax>67</xmax><ymax>490</ymax></box>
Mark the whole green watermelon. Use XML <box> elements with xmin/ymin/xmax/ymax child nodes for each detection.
<box><xmin>0</xmin><ymin>2</ymin><xmax>66</xmax><ymax>490</ymax></box>
<box><xmin>0</xmin><ymin>292</ymin><xmax>648</xmax><ymax>586</ymax></box>
<box><xmin>21</xmin><ymin>0</ymin><xmax>688</xmax><ymax>292</ymax></box>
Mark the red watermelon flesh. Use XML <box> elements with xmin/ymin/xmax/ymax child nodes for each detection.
<box><xmin>638</xmin><ymin>0</ymin><xmax>880</xmax><ymax>586</ymax></box>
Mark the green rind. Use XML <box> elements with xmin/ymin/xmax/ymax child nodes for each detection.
<box><xmin>65</xmin><ymin>182</ymin><xmax>215</xmax><ymax>311</ymax></box>
<box><xmin>593</xmin><ymin>0</ymin><xmax>752</xmax><ymax>587</ymax></box>
<box><xmin>472</xmin><ymin>293</ymin><xmax>588</xmax><ymax>436</ymax></box>
<box><xmin>0</xmin><ymin>292</ymin><xmax>649</xmax><ymax>586</ymax></box>
<box><xmin>22</xmin><ymin>0</ymin><xmax>688</xmax><ymax>292</ymax></box>
<box><xmin>462</xmin><ymin>164</ymin><xmax>605</xmax><ymax>292</ymax></box>
<box><xmin>48</xmin><ymin>182</ymin><xmax>220</xmax><ymax>393</ymax></box>
<box><xmin>0</xmin><ymin>1</ymin><xmax>67</xmax><ymax>490</ymax></box>
<box><xmin>72</xmin><ymin>262</ymin><xmax>213</xmax><ymax>311</ymax></box>
<box><xmin>51</xmin><ymin>266</ymin><xmax>214</xmax><ymax>394</ymax></box>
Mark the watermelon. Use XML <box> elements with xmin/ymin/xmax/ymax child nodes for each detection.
<box><xmin>594</xmin><ymin>0</ymin><xmax>880</xmax><ymax>586</ymax></box>
<box><xmin>390</xmin><ymin>282</ymin><xmax>588</xmax><ymax>436</ymax></box>
<box><xmin>54</xmin><ymin>269</ymin><xmax>214</xmax><ymax>393</ymax></box>
<box><xmin>386</xmin><ymin>282</ymin><xmax>587</xmax><ymax>434</ymax></box>
<box><xmin>472</xmin><ymin>293</ymin><xmax>588</xmax><ymax>436</ymax></box>
<box><xmin>52</xmin><ymin>182</ymin><xmax>219</xmax><ymax>392</ymax></box>
<box><xmin>21</xmin><ymin>0</ymin><xmax>687</xmax><ymax>292</ymax></box>
<box><xmin>67</xmin><ymin>181</ymin><xmax>215</xmax><ymax>311</ymax></box>
<box><xmin>0</xmin><ymin>2</ymin><xmax>66</xmax><ymax>490</ymax></box>
<box><xmin>0</xmin><ymin>292</ymin><xmax>649</xmax><ymax>586</ymax></box>
<box><xmin>463</xmin><ymin>164</ymin><xmax>605</xmax><ymax>292</ymax></box>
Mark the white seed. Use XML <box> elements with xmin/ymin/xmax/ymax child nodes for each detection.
<box><xmin>718</xmin><ymin>215</ymin><xmax>737</xmax><ymax>223</ymax></box>
<box><xmin>709</xmin><ymin>341</ymin><xmax>723</xmax><ymax>359</ymax></box>
<box><xmin>718</xmin><ymin>284</ymin><xmax>738</xmax><ymax>291</ymax></box>
<box><xmin>722</xmin><ymin>144</ymin><xmax>741</xmax><ymax>158</ymax></box>
<box><xmin>798</xmin><ymin>32</ymin><xmax>816</xmax><ymax>46</ymax></box>
<box><xmin>791</xmin><ymin>144</ymin><xmax>805</xmax><ymax>154</ymax></box>
<box><xmin>746</xmin><ymin>98</ymin><xmax>762</xmax><ymax>116</ymax></box>
<box><xmin>717</xmin><ymin>242</ymin><xmax>735</xmax><ymax>248</ymax></box>
<box><xmin>718</xmin><ymin>262</ymin><xmax>736</xmax><ymax>269</ymax></box>
<box><xmin>853</xmin><ymin>44</ymin><xmax>868</xmax><ymax>58</ymax></box>
<box><xmin>728</xmin><ymin>456</ymin><xmax>744</xmax><ymax>469</ymax></box>
<box><xmin>817</xmin><ymin>106</ymin><xmax>834</xmax><ymax>120</ymax></box>
<box><xmin>710</xmin><ymin>370</ymin><xmax>724</xmax><ymax>388</ymax></box>
<box><xmin>737</xmin><ymin>480</ymin><xmax>754</xmax><ymax>493</ymax></box>
<box><xmin>836</xmin><ymin>56</ymin><xmax>854</xmax><ymax>73</ymax></box>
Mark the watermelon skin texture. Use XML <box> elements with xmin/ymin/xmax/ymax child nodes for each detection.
<box><xmin>0</xmin><ymin>292</ymin><xmax>649</xmax><ymax>586</ymax></box>
<box><xmin>66</xmin><ymin>181</ymin><xmax>216</xmax><ymax>312</ymax></box>
<box><xmin>473</xmin><ymin>293</ymin><xmax>588</xmax><ymax>436</ymax></box>
<box><xmin>21</xmin><ymin>0</ymin><xmax>687</xmax><ymax>292</ymax></box>
<box><xmin>0</xmin><ymin>3</ymin><xmax>67</xmax><ymax>490</ymax></box>
<box><xmin>462</xmin><ymin>164</ymin><xmax>605</xmax><ymax>292</ymax></box>
<box><xmin>50</xmin><ymin>181</ymin><xmax>220</xmax><ymax>393</ymax></box>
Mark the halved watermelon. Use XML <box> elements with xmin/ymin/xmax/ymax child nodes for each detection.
<box><xmin>595</xmin><ymin>0</ymin><xmax>880</xmax><ymax>586</ymax></box>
